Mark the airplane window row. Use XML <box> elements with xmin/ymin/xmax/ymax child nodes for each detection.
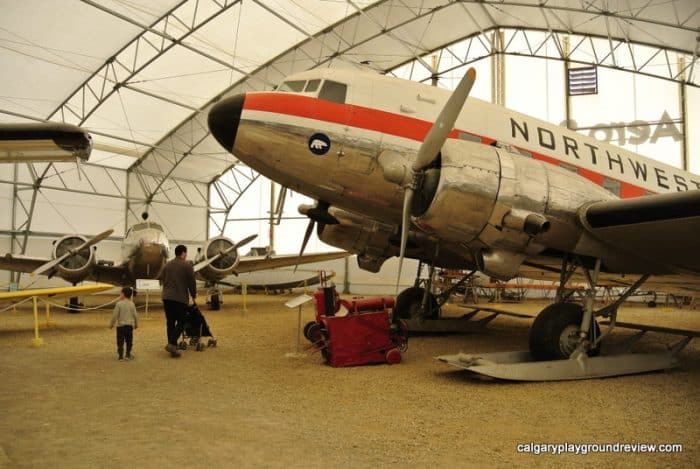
<box><xmin>278</xmin><ymin>78</ymin><xmax>347</xmax><ymax>104</ymax></box>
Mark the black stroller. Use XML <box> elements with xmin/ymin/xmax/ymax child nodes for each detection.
<box><xmin>178</xmin><ymin>303</ymin><xmax>218</xmax><ymax>352</ymax></box>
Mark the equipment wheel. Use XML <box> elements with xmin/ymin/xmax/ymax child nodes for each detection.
<box><xmin>529</xmin><ymin>302</ymin><xmax>601</xmax><ymax>360</ymax></box>
<box><xmin>306</xmin><ymin>323</ymin><xmax>325</xmax><ymax>347</ymax></box>
<box><xmin>303</xmin><ymin>321</ymin><xmax>317</xmax><ymax>341</ymax></box>
<box><xmin>385</xmin><ymin>348</ymin><xmax>402</xmax><ymax>364</ymax></box>
<box><xmin>207</xmin><ymin>339</ymin><xmax>217</xmax><ymax>347</ymax></box>
<box><xmin>209</xmin><ymin>293</ymin><xmax>221</xmax><ymax>310</ymax></box>
<box><xmin>390</xmin><ymin>320</ymin><xmax>409</xmax><ymax>352</ymax></box>
<box><xmin>178</xmin><ymin>341</ymin><xmax>188</xmax><ymax>350</ymax></box>
<box><xmin>394</xmin><ymin>287</ymin><xmax>439</xmax><ymax>320</ymax></box>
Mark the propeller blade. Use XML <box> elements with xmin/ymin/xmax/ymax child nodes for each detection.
<box><xmin>31</xmin><ymin>228</ymin><xmax>113</xmax><ymax>277</ymax></box>
<box><xmin>294</xmin><ymin>219</ymin><xmax>316</xmax><ymax>273</ymax></box>
<box><xmin>193</xmin><ymin>257</ymin><xmax>214</xmax><ymax>272</ymax></box>
<box><xmin>396</xmin><ymin>187</ymin><xmax>414</xmax><ymax>292</ymax></box>
<box><xmin>395</xmin><ymin>68</ymin><xmax>477</xmax><ymax>292</ymax></box>
<box><xmin>234</xmin><ymin>234</ymin><xmax>257</xmax><ymax>249</ymax></box>
<box><xmin>194</xmin><ymin>234</ymin><xmax>258</xmax><ymax>272</ymax></box>
<box><xmin>413</xmin><ymin>68</ymin><xmax>476</xmax><ymax>171</ymax></box>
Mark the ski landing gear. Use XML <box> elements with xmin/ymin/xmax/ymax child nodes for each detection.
<box><xmin>437</xmin><ymin>257</ymin><xmax>694</xmax><ymax>381</ymax></box>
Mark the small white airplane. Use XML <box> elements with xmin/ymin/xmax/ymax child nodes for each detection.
<box><xmin>0</xmin><ymin>122</ymin><xmax>92</xmax><ymax>163</ymax></box>
<box><xmin>0</xmin><ymin>213</ymin><xmax>347</xmax><ymax>309</ymax></box>
<box><xmin>207</xmin><ymin>67</ymin><xmax>700</xmax><ymax>380</ymax></box>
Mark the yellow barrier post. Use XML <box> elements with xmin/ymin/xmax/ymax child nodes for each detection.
<box><xmin>31</xmin><ymin>296</ymin><xmax>43</xmax><ymax>347</ymax></box>
<box><xmin>44</xmin><ymin>299</ymin><xmax>54</xmax><ymax>327</ymax></box>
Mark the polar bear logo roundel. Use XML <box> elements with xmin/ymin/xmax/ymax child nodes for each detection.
<box><xmin>308</xmin><ymin>133</ymin><xmax>331</xmax><ymax>155</ymax></box>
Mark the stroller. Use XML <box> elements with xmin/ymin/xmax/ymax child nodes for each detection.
<box><xmin>178</xmin><ymin>303</ymin><xmax>218</xmax><ymax>352</ymax></box>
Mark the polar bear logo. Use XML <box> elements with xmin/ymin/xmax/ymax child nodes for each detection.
<box><xmin>310</xmin><ymin>139</ymin><xmax>328</xmax><ymax>150</ymax></box>
<box><xmin>308</xmin><ymin>133</ymin><xmax>331</xmax><ymax>155</ymax></box>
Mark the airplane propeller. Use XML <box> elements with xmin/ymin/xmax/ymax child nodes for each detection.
<box><xmin>396</xmin><ymin>68</ymin><xmax>477</xmax><ymax>291</ymax></box>
<box><xmin>294</xmin><ymin>201</ymin><xmax>338</xmax><ymax>272</ymax></box>
<box><xmin>193</xmin><ymin>234</ymin><xmax>257</xmax><ymax>272</ymax></box>
<box><xmin>31</xmin><ymin>229</ymin><xmax>114</xmax><ymax>277</ymax></box>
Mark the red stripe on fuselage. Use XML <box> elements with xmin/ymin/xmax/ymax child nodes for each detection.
<box><xmin>243</xmin><ymin>93</ymin><xmax>650</xmax><ymax>197</ymax></box>
<box><xmin>244</xmin><ymin>93</ymin><xmax>460</xmax><ymax>141</ymax></box>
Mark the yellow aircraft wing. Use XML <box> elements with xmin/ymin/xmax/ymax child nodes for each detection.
<box><xmin>0</xmin><ymin>283</ymin><xmax>114</xmax><ymax>301</ymax></box>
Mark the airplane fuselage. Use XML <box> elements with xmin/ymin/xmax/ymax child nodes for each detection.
<box><xmin>120</xmin><ymin>221</ymin><xmax>170</xmax><ymax>281</ymax></box>
<box><xmin>209</xmin><ymin>68</ymin><xmax>699</xmax><ymax>277</ymax></box>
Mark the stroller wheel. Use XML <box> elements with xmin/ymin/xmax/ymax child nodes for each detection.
<box><xmin>207</xmin><ymin>339</ymin><xmax>217</xmax><ymax>347</ymax></box>
<box><xmin>178</xmin><ymin>341</ymin><xmax>187</xmax><ymax>350</ymax></box>
<box><xmin>196</xmin><ymin>342</ymin><xmax>205</xmax><ymax>352</ymax></box>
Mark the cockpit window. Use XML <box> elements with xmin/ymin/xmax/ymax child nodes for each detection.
<box><xmin>305</xmin><ymin>79</ymin><xmax>321</xmax><ymax>92</ymax></box>
<box><xmin>319</xmin><ymin>80</ymin><xmax>347</xmax><ymax>104</ymax></box>
<box><xmin>279</xmin><ymin>80</ymin><xmax>306</xmax><ymax>92</ymax></box>
<box><xmin>133</xmin><ymin>222</ymin><xmax>163</xmax><ymax>231</ymax></box>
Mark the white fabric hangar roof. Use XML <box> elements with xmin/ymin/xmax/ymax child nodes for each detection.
<box><xmin>1</xmin><ymin>0</ymin><xmax>698</xmax><ymax>188</ymax></box>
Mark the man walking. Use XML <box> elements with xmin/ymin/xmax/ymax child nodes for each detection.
<box><xmin>161</xmin><ymin>244</ymin><xmax>197</xmax><ymax>358</ymax></box>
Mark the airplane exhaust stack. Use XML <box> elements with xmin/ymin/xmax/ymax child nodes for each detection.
<box><xmin>502</xmin><ymin>210</ymin><xmax>550</xmax><ymax>236</ymax></box>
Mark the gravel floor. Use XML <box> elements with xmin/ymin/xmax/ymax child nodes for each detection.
<box><xmin>0</xmin><ymin>293</ymin><xmax>698</xmax><ymax>468</ymax></box>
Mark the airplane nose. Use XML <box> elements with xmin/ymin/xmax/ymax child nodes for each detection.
<box><xmin>208</xmin><ymin>94</ymin><xmax>245</xmax><ymax>152</ymax></box>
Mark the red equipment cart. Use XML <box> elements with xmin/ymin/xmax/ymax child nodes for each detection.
<box><xmin>304</xmin><ymin>285</ymin><xmax>408</xmax><ymax>367</ymax></box>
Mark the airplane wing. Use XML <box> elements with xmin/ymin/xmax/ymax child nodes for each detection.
<box><xmin>519</xmin><ymin>260</ymin><xmax>700</xmax><ymax>296</ymax></box>
<box><xmin>0</xmin><ymin>283</ymin><xmax>113</xmax><ymax>301</ymax></box>
<box><xmin>0</xmin><ymin>122</ymin><xmax>92</xmax><ymax>163</ymax></box>
<box><xmin>0</xmin><ymin>253</ymin><xmax>130</xmax><ymax>286</ymax></box>
<box><xmin>219</xmin><ymin>271</ymin><xmax>334</xmax><ymax>291</ymax></box>
<box><xmin>0</xmin><ymin>254</ymin><xmax>50</xmax><ymax>274</ymax></box>
<box><xmin>234</xmin><ymin>251</ymin><xmax>349</xmax><ymax>274</ymax></box>
<box><xmin>580</xmin><ymin>190</ymin><xmax>700</xmax><ymax>274</ymax></box>
<box><xmin>91</xmin><ymin>262</ymin><xmax>131</xmax><ymax>286</ymax></box>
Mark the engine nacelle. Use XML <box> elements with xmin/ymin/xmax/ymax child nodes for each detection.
<box><xmin>317</xmin><ymin>208</ymin><xmax>396</xmax><ymax>273</ymax></box>
<box><xmin>52</xmin><ymin>235</ymin><xmax>95</xmax><ymax>283</ymax></box>
<box><xmin>412</xmin><ymin>139</ymin><xmax>615</xmax><ymax>280</ymax></box>
<box><xmin>195</xmin><ymin>236</ymin><xmax>240</xmax><ymax>282</ymax></box>
<box><xmin>318</xmin><ymin>206</ymin><xmax>468</xmax><ymax>273</ymax></box>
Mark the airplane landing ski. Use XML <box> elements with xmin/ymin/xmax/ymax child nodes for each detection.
<box><xmin>435</xmin><ymin>350</ymin><xmax>681</xmax><ymax>381</ymax></box>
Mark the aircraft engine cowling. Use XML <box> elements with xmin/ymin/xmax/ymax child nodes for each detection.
<box><xmin>317</xmin><ymin>207</ymin><xmax>463</xmax><ymax>273</ymax></box>
<box><xmin>52</xmin><ymin>235</ymin><xmax>96</xmax><ymax>283</ymax></box>
<box><xmin>410</xmin><ymin>139</ymin><xmax>615</xmax><ymax>280</ymax></box>
<box><xmin>195</xmin><ymin>236</ymin><xmax>240</xmax><ymax>282</ymax></box>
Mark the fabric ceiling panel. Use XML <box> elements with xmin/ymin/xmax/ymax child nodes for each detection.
<box><xmin>168</xmin><ymin>154</ymin><xmax>231</xmax><ymax>182</ymax></box>
<box><xmin>126</xmin><ymin>45</ymin><xmax>240</xmax><ymax>109</ymax></box>
<box><xmin>90</xmin><ymin>0</ymin><xmax>181</xmax><ymax>26</ymax></box>
<box><xmin>257</xmin><ymin>0</ymin><xmax>357</xmax><ymax>33</ymax></box>
<box><xmin>82</xmin><ymin>86</ymin><xmax>193</xmax><ymax>144</ymax></box>
<box><xmin>0</xmin><ymin>0</ymin><xmax>138</xmax><ymax>119</ymax></box>
<box><xmin>184</xmin><ymin>2</ymin><xmax>307</xmax><ymax>74</ymax></box>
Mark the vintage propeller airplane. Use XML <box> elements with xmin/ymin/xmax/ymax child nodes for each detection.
<box><xmin>0</xmin><ymin>213</ymin><xmax>347</xmax><ymax>310</ymax></box>
<box><xmin>207</xmin><ymin>67</ymin><xmax>700</xmax><ymax>380</ymax></box>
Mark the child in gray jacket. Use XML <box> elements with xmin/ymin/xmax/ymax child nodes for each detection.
<box><xmin>109</xmin><ymin>287</ymin><xmax>138</xmax><ymax>360</ymax></box>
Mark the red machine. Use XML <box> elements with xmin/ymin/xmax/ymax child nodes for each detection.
<box><xmin>304</xmin><ymin>286</ymin><xmax>408</xmax><ymax>367</ymax></box>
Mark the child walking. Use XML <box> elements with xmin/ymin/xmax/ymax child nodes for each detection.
<box><xmin>109</xmin><ymin>287</ymin><xmax>138</xmax><ymax>360</ymax></box>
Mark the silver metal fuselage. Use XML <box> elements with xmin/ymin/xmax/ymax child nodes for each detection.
<box><xmin>121</xmin><ymin>222</ymin><xmax>170</xmax><ymax>280</ymax></box>
<box><xmin>220</xmin><ymin>69</ymin><xmax>699</xmax><ymax>277</ymax></box>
